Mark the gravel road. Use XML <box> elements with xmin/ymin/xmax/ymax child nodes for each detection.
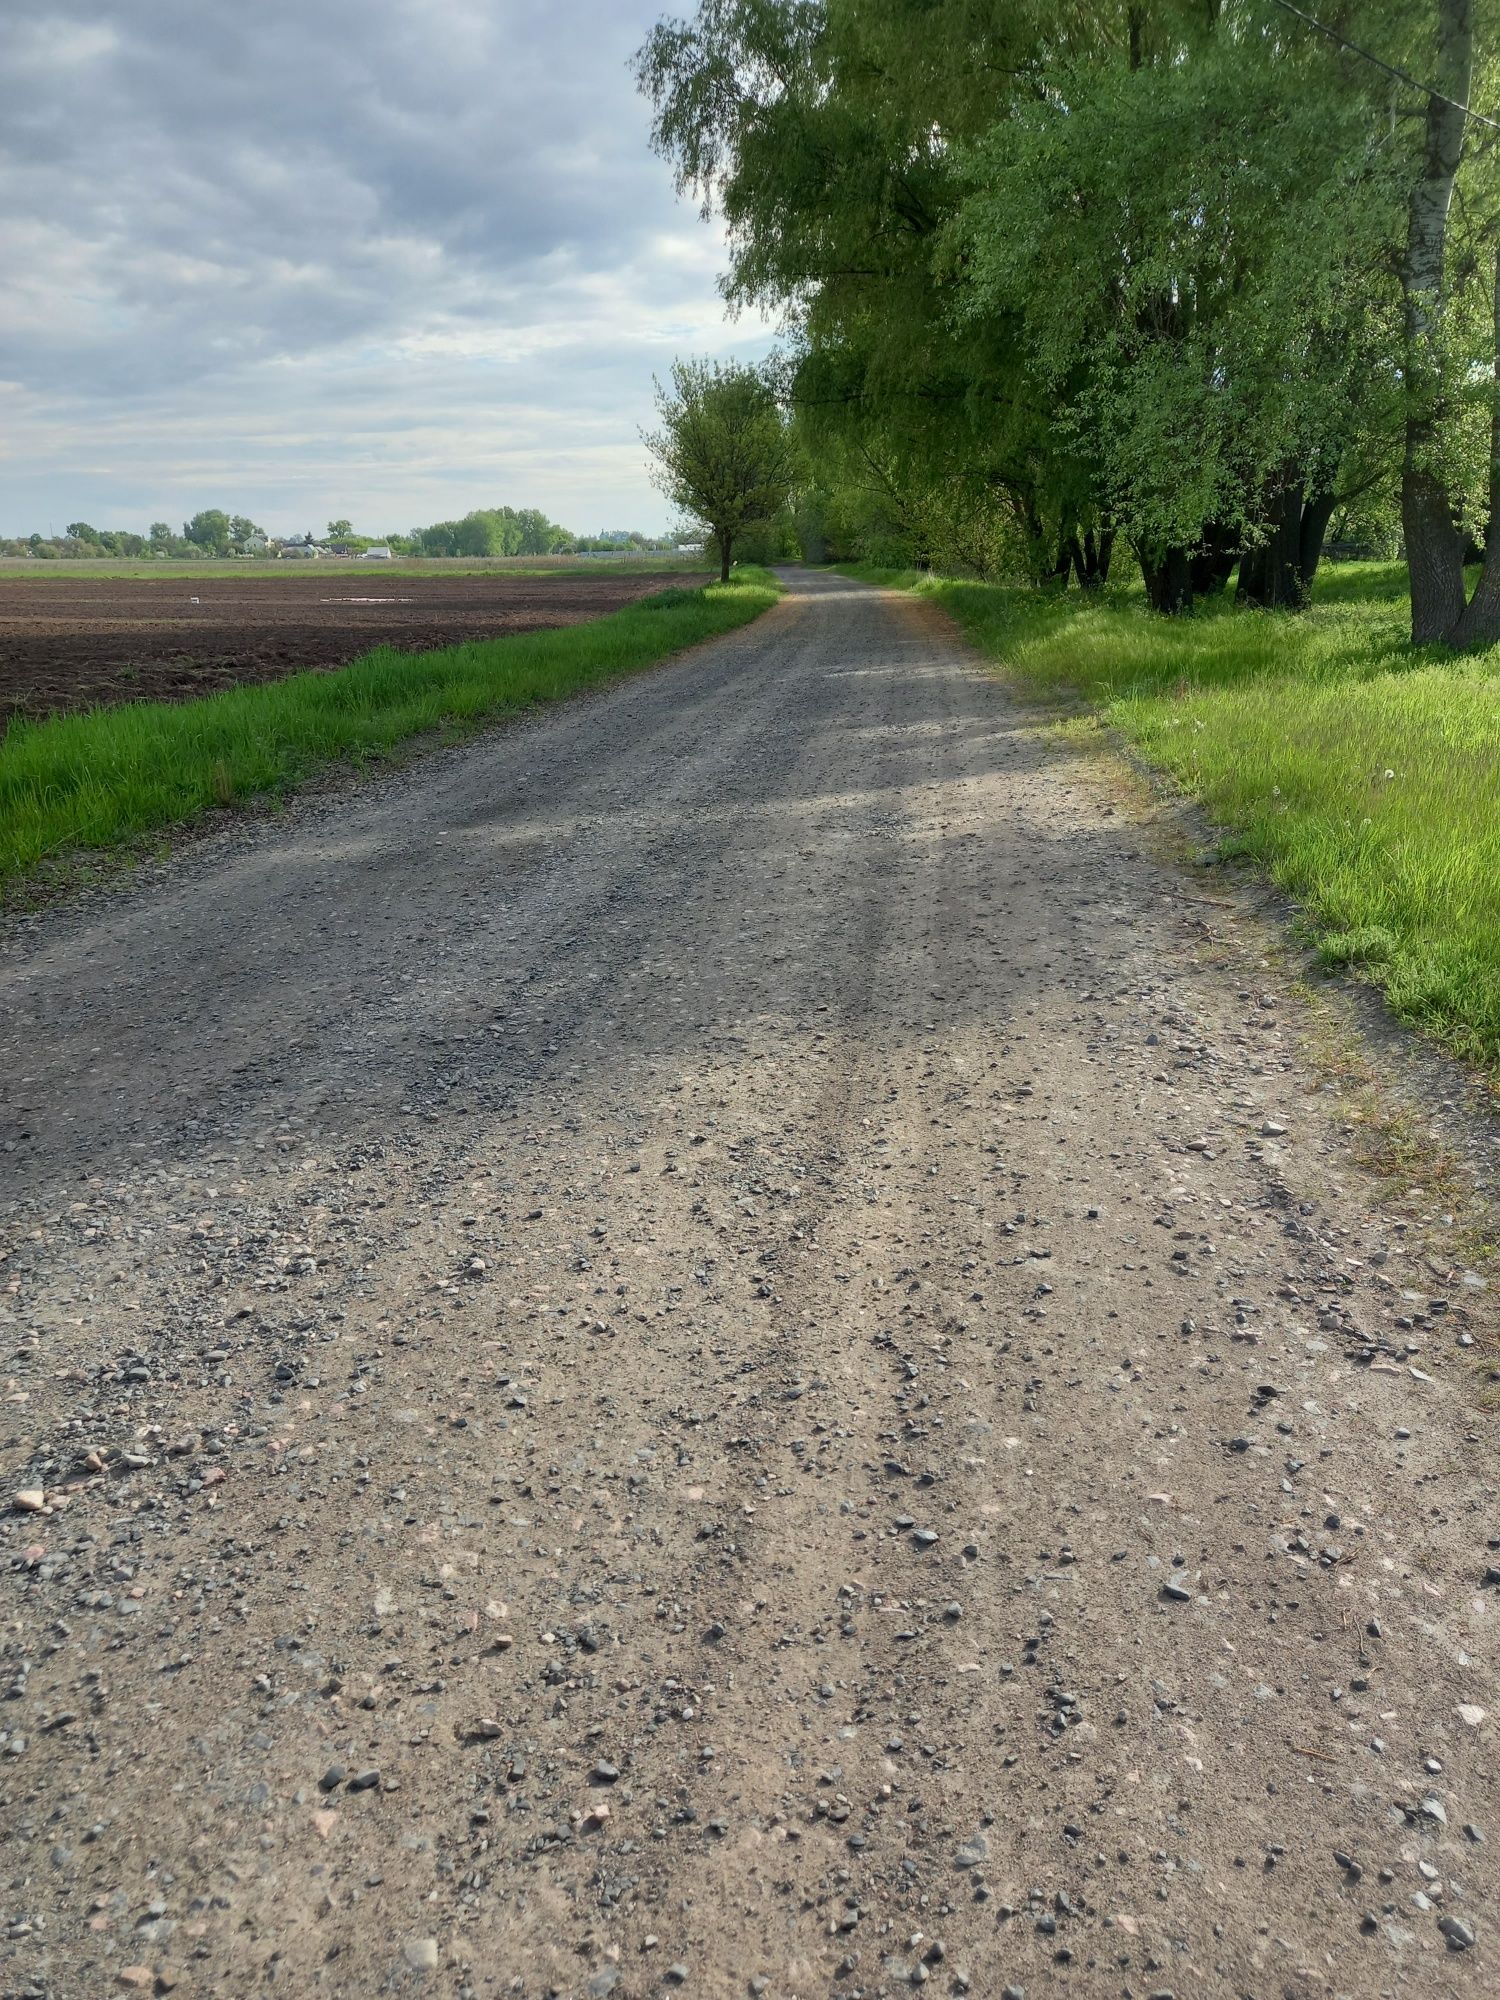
<box><xmin>2</xmin><ymin>570</ymin><xmax>1496</xmax><ymax>1999</ymax></box>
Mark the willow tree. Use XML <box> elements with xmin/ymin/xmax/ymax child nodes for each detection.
<box><xmin>639</xmin><ymin>0</ymin><xmax>1500</xmax><ymax>630</ymax></box>
<box><xmin>949</xmin><ymin>6</ymin><xmax>1408</xmax><ymax>611</ymax></box>
<box><xmin>1394</xmin><ymin>0</ymin><xmax>1500</xmax><ymax>645</ymax></box>
<box><xmin>636</xmin><ymin>0</ymin><xmax>1114</xmax><ymax>582</ymax></box>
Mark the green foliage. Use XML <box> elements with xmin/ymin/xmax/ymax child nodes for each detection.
<box><xmin>60</xmin><ymin>523</ymin><xmax>150</xmax><ymax>559</ymax></box>
<box><xmin>413</xmin><ymin>505</ymin><xmax>576</xmax><ymax>558</ymax></box>
<box><xmin>950</xmin><ymin>21</ymin><xmax>1404</xmax><ymax>548</ymax></box>
<box><xmin>183</xmin><ymin>509</ymin><xmax>233</xmax><ymax>556</ymax></box>
<box><xmin>638</xmin><ymin>1</ymin><xmax>1500</xmax><ymax>622</ymax></box>
<box><xmin>3</xmin><ymin>509</ymin><xmax>683</xmax><ymax>564</ymax></box>
<box><xmin>0</xmin><ymin>573</ymin><xmax>780</xmax><ymax>891</ymax></box>
<box><xmin>643</xmin><ymin>358</ymin><xmax>794</xmax><ymax>576</ymax></box>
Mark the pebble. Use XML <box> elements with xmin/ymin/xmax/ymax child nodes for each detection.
<box><xmin>403</xmin><ymin>1937</ymin><xmax>439</xmax><ymax>1971</ymax></box>
<box><xmin>1438</xmin><ymin>1915</ymin><xmax>1475</xmax><ymax>1950</ymax></box>
<box><xmin>12</xmin><ymin>1490</ymin><xmax>46</xmax><ymax>1514</ymax></box>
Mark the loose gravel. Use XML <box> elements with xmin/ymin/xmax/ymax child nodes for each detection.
<box><xmin>1</xmin><ymin>570</ymin><xmax>1496</xmax><ymax>1998</ymax></box>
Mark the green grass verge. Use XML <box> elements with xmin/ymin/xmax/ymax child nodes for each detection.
<box><xmin>0</xmin><ymin>568</ymin><xmax>779</xmax><ymax>892</ymax></box>
<box><xmin>836</xmin><ymin>562</ymin><xmax>1500</xmax><ymax>1074</ymax></box>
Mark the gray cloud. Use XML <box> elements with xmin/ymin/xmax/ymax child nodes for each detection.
<box><xmin>0</xmin><ymin>1</ymin><xmax>774</xmax><ymax>535</ymax></box>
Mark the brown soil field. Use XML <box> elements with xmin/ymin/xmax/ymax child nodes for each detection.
<box><xmin>0</xmin><ymin>570</ymin><xmax>700</xmax><ymax>728</ymax></box>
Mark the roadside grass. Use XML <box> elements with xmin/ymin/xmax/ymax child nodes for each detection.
<box><xmin>837</xmin><ymin>562</ymin><xmax>1500</xmax><ymax>1075</ymax></box>
<box><xmin>0</xmin><ymin>569</ymin><xmax>778</xmax><ymax>892</ymax></box>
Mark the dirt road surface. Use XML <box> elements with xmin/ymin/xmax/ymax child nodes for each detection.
<box><xmin>2</xmin><ymin>571</ymin><xmax>1496</xmax><ymax>1999</ymax></box>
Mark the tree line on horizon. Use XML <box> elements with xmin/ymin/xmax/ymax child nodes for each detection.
<box><xmin>636</xmin><ymin>0</ymin><xmax>1500</xmax><ymax>645</ymax></box>
<box><xmin>1</xmin><ymin>505</ymin><xmax>683</xmax><ymax>562</ymax></box>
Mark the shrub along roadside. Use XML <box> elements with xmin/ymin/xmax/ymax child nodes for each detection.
<box><xmin>839</xmin><ymin>564</ymin><xmax>1500</xmax><ymax>1076</ymax></box>
<box><xmin>0</xmin><ymin>569</ymin><xmax>779</xmax><ymax>892</ymax></box>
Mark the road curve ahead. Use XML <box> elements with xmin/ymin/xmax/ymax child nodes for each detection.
<box><xmin>2</xmin><ymin>569</ymin><xmax>1495</xmax><ymax>1997</ymax></box>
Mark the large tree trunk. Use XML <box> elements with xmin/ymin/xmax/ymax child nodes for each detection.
<box><xmin>1139</xmin><ymin>542</ymin><xmax>1193</xmax><ymax>615</ymax></box>
<box><xmin>1073</xmin><ymin>525</ymin><xmax>1113</xmax><ymax>590</ymax></box>
<box><xmin>1298</xmin><ymin>487</ymin><xmax>1338</xmax><ymax>595</ymax></box>
<box><xmin>1400</xmin><ymin>0</ymin><xmax>1474</xmax><ymax>643</ymax></box>
<box><xmin>1451</xmin><ymin>246</ymin><xmax>1500</xmax><ymax>648</ymax></box>
<box><xmin>1239</xmin><ymin>482</ymin><xmax>1341</xmax><ymax>609</ymax></box>
<box><xmin>719</xmin><ymin>530</ymin><xmax>732</xmax><ymax>583</ymax></box>
<box><xmin>1239</xmin><ymin>479</ymin><xmax>1307</xmax><ymax>608</ymax></box>
<box><xmin>1403</xmin><ymin>474</ymin><xmax>1464</xmax><ymax>639</ymax></box>
<box><xmin>1189</xmin><ymin>521</ymin><xmax>1239</xmax><ymax>598</ymax></box>
<box><xmin>1054</xmin><ymin>525</ymin><xmax>1114</xmax><ymax>591</ymax></box>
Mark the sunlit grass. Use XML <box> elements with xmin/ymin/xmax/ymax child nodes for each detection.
<box><xmin>0</xmin><ymin>570</ymin><xmax>778</xmax><ymax>889</ymax></box>
<box><xmin>840</xmin><ymin>562</ymin><xmax>1500</xmax><ymax>1072</ymax></box>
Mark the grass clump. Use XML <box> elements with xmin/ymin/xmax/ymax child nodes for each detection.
<box><xmin>841</xmin><ymin>561</ymin><xmax>1500</xmax><ymax>1074</ymax></box>
<box><xmin>0</xmin><ymin>570</ymin><xmax>778</xmax><ymax>891</ymax></box>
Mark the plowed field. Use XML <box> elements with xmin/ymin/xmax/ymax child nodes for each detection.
<box><xmin>0</xmin><ymin>569</ymin><xmax>699</xmax><ymax>726</ymax></box>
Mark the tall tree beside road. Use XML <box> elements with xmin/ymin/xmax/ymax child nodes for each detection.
<box><xmin>1397</xmin><ymin>0</ymin><xmax>1500</xmax><ymax>647</ymax></box>
<box><xmin>643</xmin><ymin>359</ymin><xmax>794</xmax><ymax>581</ymax></box>
<box><xmin>639</xmin><ymin>0</ymin><xmax>1500</xmax><ymax>639</ymax></box>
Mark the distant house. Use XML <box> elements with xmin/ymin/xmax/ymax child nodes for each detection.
<box><xmin>279</xmin><ymin>537</ymin><xmax>321</xmax><ymax>561</ymax></box>
<box><xmin>360</xmin><ymin>545</ymin><xmax>394</xmax><ymax>561</ymax></box>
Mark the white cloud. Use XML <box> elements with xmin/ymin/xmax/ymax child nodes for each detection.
<box><xmin>0</xmin><ymin>0</ymin><xmax>775</xmax><ymax>537</ymax></box>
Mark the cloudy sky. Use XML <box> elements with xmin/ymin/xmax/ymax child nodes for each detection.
<box><xmin>0</xmin><ymin>1</ymin><xmax>776</xmax><ymax>539</ymax></box>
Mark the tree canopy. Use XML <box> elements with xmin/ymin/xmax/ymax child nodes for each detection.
<box><xmin>643</xmin><ymin>358</ymin><xmax>794</xmax><ymax>579</ymax></box>
<box><xmin>409</xmin><ymin>506</ymin><xmax>577</xmax><ymax>558</ymax></box>
<box><xmin>637</xmin><ymin>0</ymin><xmax>1500</xmax><ymax>639</ymax></box>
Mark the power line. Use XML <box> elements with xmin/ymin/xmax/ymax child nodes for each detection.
<box><xmin>1266</xmin><ymin>0</ymin><xmax>1500</xmax><ymax>133</ymax></box>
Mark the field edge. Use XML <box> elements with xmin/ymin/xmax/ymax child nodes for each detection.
<box><xmin>0</xmin><ymin>568</ymin><xmax>781</xmax><ymax>905</ymax></box>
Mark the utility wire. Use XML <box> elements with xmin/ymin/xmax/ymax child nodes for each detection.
<box><xmin>1266</xmin><ymin>0</ymin><xmax>1500</xmax><ymax>132</ymax></box>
